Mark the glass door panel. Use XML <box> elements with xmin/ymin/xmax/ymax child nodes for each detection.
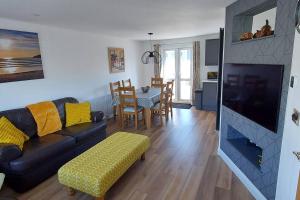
<box><xmin>180</xmin><ymin>80</ymin><xmax>191</xmax><ymax>100</ymax></box>
<box><xmin>161</xmin><ymin>47</ymin><xmax>192</xmax><ymax>102</ymax></box>
<box><xmin>161</xmin><ymin>50</ymin><xmax>177</xmax><ymax>98</ymax></box>
<box><xmin>180</xmin><ymin>49</ymin><xmax>192</xmax><ymax>79</ymax></box>
<box><xmin>179</xmin><ymin>48</ymin><xmax>192</xmax><ymax>101</ymax></box>
<box><xmin>161</xmin><ymin>50</ymin><xmax>176</xmax><ymax>80</ymax></box>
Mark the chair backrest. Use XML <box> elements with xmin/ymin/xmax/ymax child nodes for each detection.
<box><xmin>166</xmin><ymin>80</ymin><xmax>174</xmax><ymax>93</ymax></box>
<box><xmin>166</xmin><ymin>80</ymin><xmax>174</xmax><ymax>100</ymax></box>
<box><xmin>122</xmin><ymin>78</ymin><xmax>132</xmax><ymax>87</ymax></box>
<box><xmin>151</xmin><ymin>77</ymin><xmax>163</xmax><ymax>88</ymax></box>
<box><xmin>118</xmin><ymin>86</ymin><xmax>138</xmax><ymax>111</ymax></box>
<box><xmin>158</xmin><ymin>85</ymin><xmax>168</xmax><ymax>109</ymax></box>
<box><xmin>110</xmin><ymin>81</ymin><xmax>121</xmax><ymax>99</ymax></box>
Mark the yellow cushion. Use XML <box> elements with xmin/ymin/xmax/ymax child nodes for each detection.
<box><xmin>65</xmin><ymin>102</ymin><xmax>91</xmax><ymax>127</ymax></box>
<box><xmin>0</xmin><ymin>117</ymin><xmax>29</xmax><ymax>150</ymax></box>
<box><xmin>27</xmin><ymin>101</ymin><xmax>62</xmax><ymax>137</ymax></box>
<box><xmin>58</xmin><ymin>132</ymin><xmax>150</xmax><ymax>197</ymax></box>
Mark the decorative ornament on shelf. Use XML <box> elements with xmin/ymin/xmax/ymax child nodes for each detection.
<box><xmin>240</xmin><ymin>19</ymin><xmax>274</xmax><ymax>41</ymax></box>
<box><xmin>141</xmin><ymin>33</ymin><xmax>161</xmax><ymax>64</ymax></box>
<box><xmin>253</xmin><ymin>30</ymin><xmax>263</xmax><ymax>38</ymax></box>
<box><xmin>261</xmin><ymin>19</ymin><xmax>273</xmax><ymax>36</ymax></box>
<box><xmin>240</xmin><ymin>32</ymin><xmax>253</xmax><ymax>41</ymax></box>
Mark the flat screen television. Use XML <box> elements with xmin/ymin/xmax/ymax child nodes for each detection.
<box><xmin>222</xmin><ymin>63</ymin><xmax>284</xmax><ymax>132</ymax></box>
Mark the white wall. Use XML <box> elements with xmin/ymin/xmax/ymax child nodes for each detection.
<box><xmin>139</xmin><ymin>33</ymin><xmax>219</xmax><ymax>88</ymax></box>
<box><xmin>0</xmin><ymin>18</ymin><xmax>143</xmax><ymax>116</ymax></box>
<box><xmin>252</xmin><ymin>7</ymin><xmax>277</xmax><ymax>33</ymax></box>
<box><xmin>276</xmin><ymin>30</ymin><xmax>300</xmax><ymax>200</ymax></box>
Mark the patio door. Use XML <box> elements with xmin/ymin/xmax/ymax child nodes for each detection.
<box><xmin>161</xmin><ymin>47</ymin><xmax>192</xmax><ymax>103</ymax></box>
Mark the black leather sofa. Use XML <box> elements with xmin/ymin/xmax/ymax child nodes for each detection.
<box><xmin>0</xmin><ymin>97</ymin><xmax>107</xmax><ymax>192</ymax></box>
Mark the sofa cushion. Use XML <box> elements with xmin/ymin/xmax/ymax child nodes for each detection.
<box><xmin>53</xmin><ymin>97</ymin><xmax>79</xmax><ymax>127</ymax></box>
<box><xmin>61</xmin><ymin>121</ymin><xmax>107</xmax><ymax>143</ymax></box>
<box><xmin>0</xmin><ymin>144</ymin><xmax>22</xmax><ymax>163</ymax></box>
<box><xmin>0</xmin><ymin>108</ymin><xmax>37</xmax><ymax>138</ymax></box>
<box><xmin>65</xmin><ymin>102</ymin><xmax>91</xmax><ymax>127</ymax></box>
<box><xmin>27</xmin><ymin>101</ymin><xmax>62</xmax><ymax>137</ymax></box>
<box><xmin>0</xmin><ymin>117</ymin><xmax>29</xmax><ymax>150</ymax></box>
<box><xmin>9</xmin><ymin>134</ymin><xmax>75</xmax><ymax>172</ymax></box>
<box><xmin>91</xmin><ymin>111</ymin><xmax>104</xmax><ymax>123</ymax></box>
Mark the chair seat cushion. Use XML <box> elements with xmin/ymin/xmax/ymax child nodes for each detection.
<box><xmin>123</xmin><ymin>106</ymin><xmax>143</xmax><ymax>113</ymax></box>
<box><xmin>151</xmin><ymin>102</ymin><xmax>160</xmax><ymax>110</ymax></box>
<box><xmin>61</xmin><ymin>121</ymin><xmax>107</xmax><ymax>143</ymax></box>
<box><xmin>9</xmin><ymin>134</ymin><xmax>76</xmax><ymax>172</ymax></box>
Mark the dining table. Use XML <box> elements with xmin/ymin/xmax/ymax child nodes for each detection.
<box><xmin>113</xmin><ymin>87</ymin><xmax>161</xmax><ymax>129</ymax></box>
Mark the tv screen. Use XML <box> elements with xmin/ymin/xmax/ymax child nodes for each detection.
<box><xmin>222</xmin><ymin>63</ymin><xmax>284</xmax><ymax>132</ymax></box>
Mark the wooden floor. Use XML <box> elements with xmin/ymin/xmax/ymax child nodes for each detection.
<box><xmin>0</xmin><ymin>108</ymin><xmax>254</xmax><ymax>200</ymax></box>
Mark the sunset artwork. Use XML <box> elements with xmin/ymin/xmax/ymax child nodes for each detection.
<box><xmin>0</xmin><ymin>29</ymin><xmax>44</xmax><ymax>83</ymax></box>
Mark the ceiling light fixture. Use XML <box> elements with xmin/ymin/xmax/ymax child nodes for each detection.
<box><xmin>141</xmin><ymin>33</ymin><xmax>161</xmax><ymax>64</ymax></box>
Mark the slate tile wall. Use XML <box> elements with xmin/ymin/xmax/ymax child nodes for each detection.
<box><xmin>220</xmin><ymin>0</ymin><xmax>297</xmax><ymax>199</ymax></box>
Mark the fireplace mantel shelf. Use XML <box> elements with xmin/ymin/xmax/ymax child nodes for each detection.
<box><xmin>232</xmin><ymin>34</ymin><xmax>276</xmax><ymax>45</ymax></box>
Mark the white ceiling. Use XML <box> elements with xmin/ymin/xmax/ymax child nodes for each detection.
<box><xmin>0</xmin><ymin>0</ymin><xmax>236</xmax><ymax>40</ymax></box>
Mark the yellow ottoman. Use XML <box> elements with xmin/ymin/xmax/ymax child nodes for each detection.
<box><xmin>58</xmin><ymin>132</ymin><xmax>150</xmax><ymax>200</ymax></box>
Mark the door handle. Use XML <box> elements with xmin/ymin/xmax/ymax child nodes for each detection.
<box><xmin>293</xmin><ymin>151</ymin><xmax>300</xmax><ymax>160</ymax></box>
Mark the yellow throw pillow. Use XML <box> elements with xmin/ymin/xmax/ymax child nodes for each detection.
<box><xmin>65</xmin><ymin>102</ymin><xmax>92</xmax><ymax>127</ymax></box>
<box><xmin>0</xmin><ymin>117</ymin><xmax>29</xmax><ymax>150</ymax></box>
<box><xmin>27</xmin><ymin>101</ymin><xmax>62</xmax><ymax>137</ymax></box>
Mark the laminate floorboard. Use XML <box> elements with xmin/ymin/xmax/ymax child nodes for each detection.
<box><xmin>0</xmin><ymin>108</ymin><xmax>254</xmax><ymax>200</ymax></box>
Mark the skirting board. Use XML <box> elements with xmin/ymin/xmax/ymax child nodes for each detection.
<box><xmin>218</xmin><ymin>148</ymin><xmax>267</xmax><ymax>200</ymax></box>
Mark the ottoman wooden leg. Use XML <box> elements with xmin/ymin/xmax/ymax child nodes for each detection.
<box><xmin>141</xmin><ymin>152</ymin><xmax>146</xmax><ymax>161</ymax></box>
<box><xmin>96</xmin><ymin>196</ymin><xmax>105</xmax><ymax>200</ymax></box>
<box><xmin>67</xmin><ymin>187</ymin><xmax>75</xmax><ymax>196</ymax></box>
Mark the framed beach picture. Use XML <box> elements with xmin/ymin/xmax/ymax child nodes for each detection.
<box><xmin>0</xmin><ymin>29</ymin><xmax>44</xmax><ymax>83</ymax></box>
<box><xmin>108</xmin><ymin>47</ymin><xmax>125</xmax><ymax>73</ymax></box>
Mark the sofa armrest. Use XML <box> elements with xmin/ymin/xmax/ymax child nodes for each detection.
<box><xmin>91</xmin><ymin>111</ymin><xmax>104</xmax><ymax>123</ymax></box>
<box><xmin>0</xmin><ymin>143</ymin><xmax>22</xmax><ymax>162</ymax></box>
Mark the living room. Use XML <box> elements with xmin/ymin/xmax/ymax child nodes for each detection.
<box><xmin>1</xmin><ymin>0</ymin><xmax>300</xmax><ymax>200</ymax></box>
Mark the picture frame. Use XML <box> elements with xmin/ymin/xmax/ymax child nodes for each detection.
<box><xmin>0</xmin><ymin>28</ymin><xmax>44</xmax><ymax>83</ymax></box>
<box><xmin>108</xmin><ymin>47</ymin><xmax>125</xmax><ymax>73</ymax></box>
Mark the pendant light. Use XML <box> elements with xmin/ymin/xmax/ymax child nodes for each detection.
<box><xmin>141</xmin><ymin>33</ymin><xmax>161</xmax><ymax>64</ymax></box>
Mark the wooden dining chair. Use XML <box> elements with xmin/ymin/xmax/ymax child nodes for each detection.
<box><xmin>166</xmin><ymin>80</ymin><xmax>174</xmax><ymax>118</ymax></box>
<box><xmin>118</xmin><ymin>86</ymin><xmax>145</xmax><ymax>129</ymax></box>
<box><xmin>110</xmin><ymin>81</ymin><xmax>121</xmax><ymax>120</ymax></box>
<box><xmin>151</xmin><ymin>85</ymin><xmax>169</xmax><ymax>125</ymax></box>
<box><xmin>151</xmin><ymin>77</ymin><xmax>163</xmax><ymax>88</ymax></box>
<box><xmin>122</xmin><ymin>78</ymin><xmax>132</xmax><ymax>87</ymax></box>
